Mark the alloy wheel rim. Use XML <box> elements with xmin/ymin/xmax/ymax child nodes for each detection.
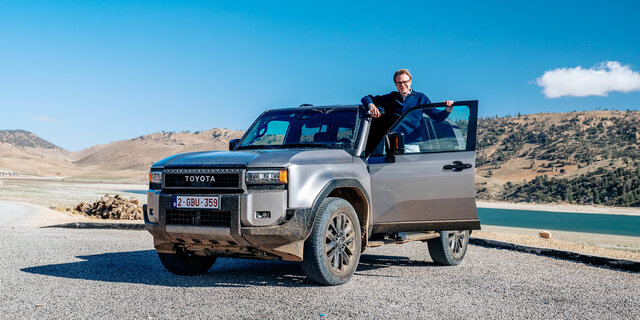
<box><xmin>447</xmin><ymin>230</ymin><xmax>467</xmax><ymax>259</ymax></box>
<box><xmin>324</xmin><ymin>211</ymin><xmax>356</xmax><ymax>274</ymax></box>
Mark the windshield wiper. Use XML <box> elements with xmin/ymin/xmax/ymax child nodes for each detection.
<box><xmin>279</xmin><ymin>143</ymin><xmax>332</xmax><ymax>149</ymax></box>
<box><xmin>235</xmin><ymin>145</ymin><xmax>276</xmax><ymax>150</ymax></box>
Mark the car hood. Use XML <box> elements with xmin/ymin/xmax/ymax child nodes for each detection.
<box><xmin>151</xmin><ymin>149</ymin><xmax>354</xmax><ymax>169</ymax></box>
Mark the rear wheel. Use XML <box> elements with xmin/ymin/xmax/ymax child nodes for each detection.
<box><xmin>427</xmin><ymin>230</ymin><xmax>469</xmax><ymax>266</ymax></box>
<box><xmin>157</xmin><ymin>248</ymin><xmax>217</xmax><ymax>275</ymax></box>
<box><xmin>302</xmin><ymin>197</ymin><xmax>361</xmax><ymax>285</ymax></box>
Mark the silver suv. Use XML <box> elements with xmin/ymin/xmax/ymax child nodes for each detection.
<box><xmin>144</xmin><ymin>101</ymin><xmax>480</xmax><ymax>285</ymax></box>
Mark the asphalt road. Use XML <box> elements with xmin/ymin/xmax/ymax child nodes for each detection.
<box><xmin>1</xmin><ymin>202</ymin><xmax>638</xmax><ymax>319</ymax></box>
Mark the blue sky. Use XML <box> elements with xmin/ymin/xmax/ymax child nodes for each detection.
<box><xmin>1</xmin><ymin>1</ymin><xmax>639</xmax><ymax>150</ymax></box>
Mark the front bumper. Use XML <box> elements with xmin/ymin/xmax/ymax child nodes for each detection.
<box><xmin>145</xmin><ymin>190</ymin><xmax>315</xmax><ymax>261</ymax></box>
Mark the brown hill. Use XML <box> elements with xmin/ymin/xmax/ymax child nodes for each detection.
<box><xmin>71</xmin><ymin>129</ymin><xmax>244</xmax><ymax>181</ymax></box>
<box><xmin>0</xmin><ymin>130</ymin><xmax>60</xmax><ymax>149</ymax></box>
<box><xmin>0</xmin><ymin>143</ymin><xmax>76</xmax><ymax>177</ymax></box>
<box><xmin>0</xmin><ymin>130</ymin><xmax>74</xmax><ymax>177</ymax></box>
<box><xmin>0</xmin><ymin>128</ymin><xmax>243</xmax><ymax>181</ymax></box>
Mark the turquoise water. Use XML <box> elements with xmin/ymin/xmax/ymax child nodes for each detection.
<box><xmin>477</xmin><ymin>208</ymin><xmax>640</xmax><ymax>237</ymax></box>
<box><xmin>122</xmin><ymin>189</ymin><xmax>146</xmax><ymax>195</ymax></box>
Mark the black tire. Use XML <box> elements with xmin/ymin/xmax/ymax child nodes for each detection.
<box><xmin>427</xmin><ymin>230</ymin><xmax>470</xmax><ymax>266</ymax></box>
<box><xmin>157</xmin><ymin>248</ymin><xmax>217</xmax><ymax>275</ymax></box>
<box><xmin>301</xmin><ymin>197</ymin><xmax>362</xmax><ymax>286</ymax></box>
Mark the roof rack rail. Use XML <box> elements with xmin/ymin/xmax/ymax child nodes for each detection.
<box><xmin>299</xmin><ymin>104</ymin><xmax>313</xmax><ymax>107</ymax></box>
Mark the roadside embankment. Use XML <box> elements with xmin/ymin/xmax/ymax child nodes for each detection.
<box><xmin>473</xmin><ymin>229</ymin><xmax>640</xmax><ymax>262</ymax></box>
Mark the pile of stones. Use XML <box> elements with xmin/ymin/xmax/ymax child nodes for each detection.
<box><xmin>71</xmin><ymin>194</ymin><xmax>144</xmax><ymax>220</ymax></box>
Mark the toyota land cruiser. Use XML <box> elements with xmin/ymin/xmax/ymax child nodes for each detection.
<box><xmin>144</xmin><ymin>101</ymin><xmax>480</xmax><ymax>285</ymax></box>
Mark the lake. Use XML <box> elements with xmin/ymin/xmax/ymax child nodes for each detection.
<box><xmin>478</xmin><ymin>208</ymin><xmax>640</xmax><ymax>237</ymax></box>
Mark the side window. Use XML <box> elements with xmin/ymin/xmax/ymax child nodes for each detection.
<box><xmin>372</xmin><ymin>105</ymin><xmax>471</xmax><ymax>155</ymax></box>
<box><xmin>418</xmin><ymin>106</ymin><xmax>470</xmax><ymax>153</ymax></box>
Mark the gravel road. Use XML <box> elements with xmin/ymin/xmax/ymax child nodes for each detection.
<box><xmin>1</xmin><ymin>202</ymin><xmax>638</xmax><ymax>319</ymax></box>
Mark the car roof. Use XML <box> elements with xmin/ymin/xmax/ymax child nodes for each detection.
<box><xmin>265</xmin><ymin>104</ymin><xmax>362</xmax><ymax>112</ymax></box>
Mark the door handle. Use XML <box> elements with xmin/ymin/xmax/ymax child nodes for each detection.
<box><xmin>443</xmin><ymin>161</ymin><xmax>473</xmax><ymax>171</ymax></box>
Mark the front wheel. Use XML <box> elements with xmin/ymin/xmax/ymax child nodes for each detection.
<box><xmin>301</xmin><ymin>197</ymin><xmax>362</xmax><ymax>285</ymax></box>
<box><xmin>157</xmin><ymin>248</ymin><xmax>217</xmax><ymax>275</ymax></box>
<box><xmin>427</xmin><ymin>230</ymin><xmax>470</xmax><ymax>266</ymax></box>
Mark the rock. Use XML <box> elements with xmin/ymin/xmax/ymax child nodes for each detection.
<box><xmin>539</xmin><ymin>230</ymin><xmax>552</xmax><ymax>239</ymax></box>
<box><xmin>66</xmin><ymin>195</ymin><xmax>145</xmax><ymax>220</ymax></box>
<box><xmin>74</xmin><ymin>202</ymin><xmax>86</xmax><ymax>211</ymax></box>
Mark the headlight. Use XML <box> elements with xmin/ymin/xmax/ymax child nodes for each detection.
<box><xmin>149</xmin><ymin>171</ymin><xmax>162</xmax><ymax>186</ymax></box>
<box><xmin>246</xmin><ymin>169</ymin><xmax>288</xmax><ymax>184</ymax></box>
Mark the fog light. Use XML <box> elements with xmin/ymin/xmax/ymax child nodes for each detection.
<box><xmin>256</xmin><ymin>211</ymin><xmax>271</xmax><ymax>219</ymax></box>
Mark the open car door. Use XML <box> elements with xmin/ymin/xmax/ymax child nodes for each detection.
<box><xmin>367</xmin><ymin>101</ymin><xmax>480</xmax><ymax>233</ymax></box>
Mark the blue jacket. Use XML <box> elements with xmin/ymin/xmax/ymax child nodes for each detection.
<box><xmin>362</xmin><ymin>90</ymin><xmax>434</xmax><ymax>118</ymax></box>
<box><xmin>361</xmin><ymin>90</ymin><xmax>449</xmax><ymax>144</ymax></box>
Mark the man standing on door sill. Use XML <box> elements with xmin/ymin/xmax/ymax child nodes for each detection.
<box><xmin>361</xmin><ymin>68</ymin><xmax>455</xmax><ymax>154</ymax></box>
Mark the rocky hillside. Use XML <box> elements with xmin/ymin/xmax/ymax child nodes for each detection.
<box><xmin>73</xmin><ymin>128</ymin><xmax>243</xmax><ymax>173</ymax></box>
<box><xmin>0</xmin><ymin>130</ymin><xmax>74</xmax><ymax>177</ymax></box>
<box><xmin>0</xmin><ymin>128</ymin><xmax>243</xmax><ymax>181</ymax></box>
<box><xmin>0</xmin><ymin>130</ymin><xmax>60</xmax><ymax>149</ymax></box>
<box><xmin>476</xmin><ymin>110</ymin><xmax>640</xmax><ymax>206</ymax></box>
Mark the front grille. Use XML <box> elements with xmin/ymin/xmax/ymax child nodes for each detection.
<box><xmin>162</xmin><ymin>189</ymin><xmax>244</xmax><ymax>195</ymax></box>
<box><xmin>166</xmin><ymin>210</ymin><xmax>231</xmax><ymax>227</ymax></box>
<box><xmin>163</xmin><ymin>169</ymin><xmax>243</xmax><ymax>190</ymax></box>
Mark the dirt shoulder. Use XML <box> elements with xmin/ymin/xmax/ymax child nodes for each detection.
<box><xmin>0</xmin><ymin>201</ymin><xmax>93</xmax><ymax>228</ymax></box>
<box><xmin>474</xmin><ymin>226</ymin><xmax>640</xmax><ymax>262</ymax></box>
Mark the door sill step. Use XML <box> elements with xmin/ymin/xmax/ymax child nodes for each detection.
<box><xmin>367</xmin><ymin>231</ymin><xmax>439</xmax><ymax>247</ymax></box>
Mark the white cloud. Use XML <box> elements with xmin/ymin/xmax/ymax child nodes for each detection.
<box><xmin>33</xmin><ymin>115</ymin><xmax>61</xmax><ymax>124</ymax></box>
<box><xmin>536</xmin><ymin>61</ymin><xmax>640</xmax><ymax>98</ymax></box>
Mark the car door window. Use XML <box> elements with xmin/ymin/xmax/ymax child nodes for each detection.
<box><xmin>372</xmin><ymin>105</ymin><xmax>475</xmax><ymax>155</ymax></box>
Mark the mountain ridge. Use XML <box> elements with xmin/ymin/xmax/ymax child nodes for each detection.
<box><xmin>0</xmin><ymin>129</ymin><xmax>61</xmax><ymax>149</ymax></box>
<box><xmin>0</xmin><ymin>128</ymin><xmax>243</xmax><ymax>180</ymax></box>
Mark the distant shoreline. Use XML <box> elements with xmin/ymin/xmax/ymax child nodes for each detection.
<box><xmin>477</xmin><ymin>201</ymin><xmax>640</xmax><ymax>216</ymax></box>
<box><xmin>0</xmin><ymin>176</ymin><xmax>145</xmax><ymax>184</ymax></box>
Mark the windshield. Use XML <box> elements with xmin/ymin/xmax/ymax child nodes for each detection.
<box><xmin>237</xmin><ymin>108</ymin><xmax>360</xmax><ymax>150</ymax></box>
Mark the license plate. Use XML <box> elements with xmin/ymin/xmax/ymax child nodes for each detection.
<box><xmin>173</xmin><ymin>195</ymin><xmax>220</xmax><ymax>209</ymax></box>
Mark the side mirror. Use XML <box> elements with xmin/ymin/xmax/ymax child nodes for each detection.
<box><xmin>229</xmin><ymin>139</ymin><xmax>240</xmax><ymax>151</ymax></box>
<box><xmin>384</xmin><ymin>132</ymin><xmax>404</xmax><ymax>163</ymax></box>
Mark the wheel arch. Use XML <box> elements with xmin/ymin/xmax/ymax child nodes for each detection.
<box><xmin>311</xmin><ymin>179</ymin><xmax>371</xmax><ymax>252</ymax></box>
